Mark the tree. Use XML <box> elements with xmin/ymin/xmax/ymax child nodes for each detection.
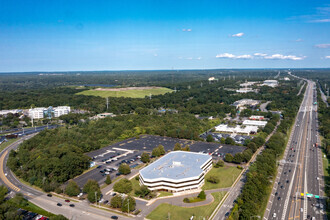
<box><xmin>252</xmin><ymin>136</ymin><xmax>265</xmax><ymax>147</ymax></box>
<box><xmin>87</xmin><ymin>188</ymin><xmax>101</xmax><ymax>203</ymax></box>
<box><xmin>65</xmin><ymin>180</ymin><xmax>80</xmax><ymax>196</ymax></box>
<box><xmin>224</xmin><ymin>153</ymin><xmax>234</xmax><ymax>163</ymax></box>
<box><xmin>220</xmin><ymin>137</ymin><xmax>225</xmax><ymax>144</ymax></box>
<box><xmin>83</xmin><ymin>179</ymin><xmax>99</xmax><ymax>194</ymax></box>
<box><xmin>247</xmin><ymin>142</ymin><xmax>257</xmax><ymax>153</ymax></box>
<box><xmin>113</xmin><ymin>178</ymin><xmax>132</xmax><ymax>194</ymax></box>
<box><xmin>121</xmin><ymin>196</ymin><xmax>136</xmax><ymax>213</ymax></box>
<box><xmin>233</xmin><ymin>153</ymin><xmax>243</xmax><ymax>164</ymax></box>
<box><xmin>225</xmin><ymin>137</ymin><xmax>235</xmax><ymax>145</ymax></box>
<box><xmin>110</xmin><ymin>195</ymin><xmax>123</xmax><ymax>208</ymax></box>
<box><xmin>206</xmin><ymin>175</ymin><xmax>219</xmax><ymax>184</ymax></box>
<box><xmin>105</xmin><ymin>175</ymin><xmax>112</xmax><ymax>185</ymax></box>
<box><xmin>182</xmin><ymin>146</ymin><xmax>190</xmax><ymax>151</ymax></box>
<box><xmin>135</xmin><ymin>185</ymin><xmax>152</xmax><ymax>198</ymax></box>
<box><xmin>141</xmin><ymin>152</ymin><xmax>150</xmax><ymax>163</ymax></box>
<box><xmin>173</xmin><ymin>143</ymin><xmax>182</xmax><ymax>151</ymax></box>
<box><xmin>119</xmin><ymin>163</ymin><xmax>131</xmax><ymax>175</ymax></box>
<box><xmin>0</xmin><ymin>185</ymin><xmax>8</xmax><ymax>202</ymax></box>
<box><xmin>152</xmin><ymin>147</ymin><xmax>161</xmax><ymax>157</ymax></box>
<box><xmin>206</xmin><ymin>134</ymin><xmax>213</xmax><ymax>142</ymax></box>
<box><xmin>158</xmin><ymin>145</ymin><xmax>165</xmax><ymax>155</ymax></box>
<box><xmin>198</xmin><ymin>190</ymin><xmax>206</xmax><ymax>200</ymax></box>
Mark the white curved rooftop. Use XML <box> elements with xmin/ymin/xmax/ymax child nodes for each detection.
<box><xmin>139</xmin><ymin>151</ymin><xmax>211</xmax><ymax>181</ymax></box>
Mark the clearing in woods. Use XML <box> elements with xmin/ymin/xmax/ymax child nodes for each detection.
<box><xmin>76</xmin><ymin>86</ymin><xmax>173</xmax><ymax>98</ymax></box>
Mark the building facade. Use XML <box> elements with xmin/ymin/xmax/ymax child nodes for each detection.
<box><xmin>28</xmin><ymin>106</ymin><xmax>70</xmax><ymax>119</ymax></box>
<box><xmin>139</xmin><ymin>151</ymin><xmax>212</xmax><ymax>192</ymax></box>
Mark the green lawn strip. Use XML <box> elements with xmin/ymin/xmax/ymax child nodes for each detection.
<box><xmin>91</xmin><ymin>204</ymin><xmax>130</xmax><ymax>217</ymax></box>
<box><xmin>158</xmin><ymin>191</ymin><xmax>173</xmax><ymax>198</ymax></box>
<box><xmin>76</xmin><ymin>87</ymin><xmax>173</xmax><ymax>98</ymax></box>
<box><xmin>202</xmin><ymin>166</ymin><xmax>241</xmax><ymax>190</ymax></box>
<box><xmin>0</xmin><ymin>138</ymin><xmax>17</xmax><ymax>151</ymax></box>
<box><xmin>12</xmin><ymin>201</ymin><xmax>55</xmax><ymax>217</ymax></box>
<box><xmin>147</xmin><ymin>191</ymin><xmax>226</xmax><ymax>220</ymax></box>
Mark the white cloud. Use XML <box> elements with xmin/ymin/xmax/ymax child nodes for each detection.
<box><xmin>309</xmin><ymin>19</ymin><xmax>330</xmax><ymax>23</ymax></box>
<box><xmin>178</xmin><ymin>56</ymin><xmax>202</xmax><ymax>60</ymax></box>
<box><xmin>264</xmin><ymin>54</ymin><xmax>306</xmax><ymax>60</ymax></box>
<box><xmin>231</xmin><ymin>32</ymin><xmax>244</xmax><ymax>37</ymax></box>
<box><xmin>254</xmin><ymin>53</ymin><xmax>267</xmax><ymax>57</ymax></box>
<box><xmin>153</xmin><ymin>53</ymin><xmax>158</xmax><ymax>57</ymax></box>
<box><xmin>216</xmin><ymin>53</ymin><xmax>252</xmax><ymax>59</ymax></box>
<box><xmin>187</xmin><ymin>29</ymin><xmax>192</xmax><ymax>32</ymax></box>
<box><xmin>182</xmin><ymin>28</ymin><xmax>192</xmax><ymax>32</ymax></box>
<box><xmin>325</xmin><ymin>56</ymin><xmax>330</xmax><ymax>59</ymax></box>
<box><xmin>295</xmin><ymin>38</ymin><xmax>303</xmax><ymax>42</ymax></box>
<box><xmin>315</xmin><ymin>44</ymin><xmax>330</xmax><ymax>48</ymax></box>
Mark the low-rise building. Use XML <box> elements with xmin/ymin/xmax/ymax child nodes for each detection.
<box><xmin>139</xmin><ymin>151</ymin><xmax>212</xmax><ymax>193</ymax></box>
<box><xmin>215</xmin><ymin>124</ymin><xmax>258</xmax><ymax>135</ymax></box>
<box><xmin>249</xmin><ymin>115</ymin><xmax>265</xmax><ymax>120</ymax></box>
<box><xmin>232</xmin><ymin>99</ymin><xmax>260</xmax><ymax>108</ymax></box>
<box><xmin>242</xmin><ymin>120</ymin><xmax>267</xmax><ymax>127</ymax></box>
<box><xmin>29</xmin><ymin>106</ymin><xmax>71</xmax><ymax>119</ymax></box>
<box><xmin>262</xmin><ymin>80</ymin><xmax>278</xmax><ymax>87</ymax></box>
<box><xmin>0</xmin><ymin>109</ymin><xmax>21</xmax><ymax>116</ymax></box>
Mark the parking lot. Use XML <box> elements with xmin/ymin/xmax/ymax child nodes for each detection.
<box><xmin>73</xmin><ymin>135</ymin><xmax>246</xmax><ymax>187</ymax></box>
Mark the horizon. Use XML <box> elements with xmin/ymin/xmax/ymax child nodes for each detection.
<box><xmin>0</xmin><ymin>0</ymin><xmax>330</xmax><ymax>71</ymax></box>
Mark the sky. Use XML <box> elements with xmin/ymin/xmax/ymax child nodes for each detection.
<box><xmin>0</xmin><ymin>0</ymin><xmax>330</xmax><ymax>72</ymax></box>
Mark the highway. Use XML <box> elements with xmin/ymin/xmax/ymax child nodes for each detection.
<box><xmin>265</xmin><ymin>79</ymin><xmax>326</xmax><ymax>220</ymax></box>
<box><xmin>0</xmin><ymin>134</ymin><xmax>132</xmax><ymax>220</ymax></box>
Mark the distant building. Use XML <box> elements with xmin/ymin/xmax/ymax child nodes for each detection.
<box><xmin>283</xmin><ymin>77</ymin><xmax>290</xmax><ymax>81</ymax></box>
<box><xmin>139</xmin><ymin>151</ymin><xmax>212</xmax><ymax>193</ymax></box>
<box><xmin>0</xmin><ymin>109</ymin><xmax>21</xmax><ymax>116</ymax></box>
<box><xmin>215</xmin><ymin>124</ymin><xmax>258</xmax><ymax>135</ymax></box>
<box><xmin>232</xmin><ymin>99</ymin><xmax>260</xmax><ymax>108</ymax></box>
<box><xmin>262</xmin><ymin>80</ymin><xmax>278</xmax><ymax>87</ymax></box>
<box><xmin>29</xmin><ymin>106</ymin><xmax>71</xmax><ymax>119</ymax></box>
<box><xmin>242</xmin><ymin>120</ymin><xmax>267</xmax><ymax>128</ymax></box>
<box><xmin>249</xmin><ymin>115</ymin><xmax>265</xmax><ymax>120</ymax></box>
<box><xmin>236</xmin><ymin>88</ymin><xmax>254</xmax><ymax>93</ymax></box>
<box><xmin>239</xmin><ymin>81</ymin><xmax>258</xmax><ymax>87</ymax></box>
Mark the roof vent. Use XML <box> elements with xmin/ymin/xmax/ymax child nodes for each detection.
<box><xmin>172</xmin><ymin>161</ymin><xmax>182</xmax><ymax>166</ymax></box>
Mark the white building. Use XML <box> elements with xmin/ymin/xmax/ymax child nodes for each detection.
<box><xmin>243</xmin><ymin>120</ymin><xmax>267</xmax><ymax>127</ymax></box>
<box><xmin>215</xmin><ymin>124</ymin><xmax>258</xmax><ymax>135</ymax></box>
<box><xmin>239</xmin><ymin>81</ymin><xmax>257</xmax><ymax>87</ymax></box>
<box><xmin>139</xmin><ymin>151</ymin><xmax>212</xmax><ymax>193</ymax></box>
<box><xmin>0</xmin><ymin>109</ymin><xmax>21</xmax><ymax>116</ymax></box>
<box><xmin>232</xmin><ymin>99</ymin><xmax>260</xmax><ymax>108</ymax></box>
<box><xmin>262</xmin><ymin>80</ymin><xmax>278</xmax><ymax>87</ymax></box>
<box><xmin>236</xmin><ymin>88</ymin><xmax>255</xmax><ymax>93</ymax></box>
<box><xmin>53</xmin><ymin>106</ymin><xmax>71</xmax><ymax>117</ymax></box>
<box><xmin>28</xmin><ymin>108</ymin><xmax>46</xmax><ymax>119</ymax></box>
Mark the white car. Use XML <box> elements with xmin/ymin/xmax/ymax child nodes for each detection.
<box><xmin>273</xmin><ymin>213</ymin><xmax>277</xmax><ymax>218</ymax></box>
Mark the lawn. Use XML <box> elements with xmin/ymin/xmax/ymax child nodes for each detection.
<box><xmin>158</xmin><ymin>191</ymin><xmax>173</xmax><ymax>198</ymax></box>
<box><xmin>202</xmin><ymin>166</ymin><xmax>242</xmax><ymax>190</ymax></box>
<box><xmin>0</xmin><ymin>138</ymin><xmax>17</xmax><ymax>152</ymax></box>
<box><xmin>16</xmin><ymin>201</ymin><xmax>55</xmax><ymax>217</ymax></box>
<box><xmin>76</xmin><ymin>87</ymin><xmax>173</xmax><ymax>98</ymax></box>
<box><xmin>146</xmin><ymin>191</ymin><xmax>227</xmax><ymax>220</ymax></box>
<box><xmin>129</xmin><ymin>176</ymin><xmax>141</xmax><ymax>196</ymax></box>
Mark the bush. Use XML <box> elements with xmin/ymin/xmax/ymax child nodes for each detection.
<box><xmin>183</xmin><ymin>198</ymin><xmax>190</xmax><ymax>203</ymax></box>
<box><xmin>113</xmin><ymin>178</ymin><xmax>132</xmax><ymax>194</ymax></box>
<box><xmin>135</xmin><ymin>185</ymin><xmax>151</xmax><ymax>198</ymax></box>
<box><xmin>119</xmin><ymin>163</ymin><xmax>131</xmax><ymax>175</ymax></box>
<box><xmin>207</xmin><ymin>175</ymin><xmax>219</xmax><ymax>184</ymax></box>
<box><xmin>214</xmin><ymin>160</ymin><xmax>224</xmax><ymax>168</ymax></box>
<box><xmin>237</xmin><ymin>165</ymin><xmax>243</xmax><ymax>169</ymax></box>
<box><xmin>198</xmin><ymin>190</ymin><xmax>206</xmax><ymax>200</ymax></box>
<box><xmin>206</xmin><ymin>134</ymin><xmax>213</xmax><ymax>142</ymax></box>
<box><xmin>105</xmin><ymin>175</ymin><xmax>112</xmax><ymax>185</ymax></box>
<box><xmin>83</xmin><ymin>179</ymin><xmax>99</xmax><ymax>193</ymax></box>
<box><xmin>173</xmin><ymin>143</ymin><xmax>182</xmax><ymax>151</ymax></box>
<box><xmin>64</xmin><ymin>180</ymin><xmax>80</xmax><ymax>197</ymax></box>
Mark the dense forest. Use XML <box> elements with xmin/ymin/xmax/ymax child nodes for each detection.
<box><xmin>7</xmin><ymin>113</ymin><xmax>212</xmax><ymax>191</ymax></box>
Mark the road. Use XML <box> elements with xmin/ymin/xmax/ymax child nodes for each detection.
<box><xmin>0</xmin><ymin>135</ymin><xmax>132</xmax><ymax>220</ymax></box>
<box><xmin>211</xmin><ymin>118</ymin><xmax>281</xmax><ymax>220</ymax></box>
<box><xmin>265</xmin><ymin>79</ymin><xmax>326</xmax><ymax>220</ymax></box>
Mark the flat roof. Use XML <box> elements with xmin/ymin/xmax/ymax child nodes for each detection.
<box><xmin>140</xmin><ymin>151</ymin><xmax>211</xmax><ymax>181</ymax></box>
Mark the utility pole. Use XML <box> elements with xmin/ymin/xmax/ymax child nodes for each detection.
<box><xmin>106</xmin><ymin>97</ymin><xmax>109</xmax><ymax>110</ymax></box>
<box><xmin>128</xmin><ymin>198</ymin><xmax>129</xmax><ymax>213</ymax></box>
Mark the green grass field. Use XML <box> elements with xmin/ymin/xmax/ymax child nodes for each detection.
<box><xmin>76</xmin><ymin>87</ymin><xmax>173</xmax><ymax>98</ymax></box>
<box><xmin>202</xmin><ymin>166</ymin><xmax>242</xmax><ymax>190</ymax></box>
<box><xmin>146</xmin><ymin>192</ymin><xmax>226</xmax><ymax>220</ymax></box>
<box><xmin>158</xmin><ymin>191</ymin><xmax>173</xmax><ymax>198</ymax></box>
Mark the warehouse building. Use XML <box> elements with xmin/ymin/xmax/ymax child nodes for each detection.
<box><xmin>139</xmin><ymin>151</ymin><xmax>212</xmax><ymax>192</ymax></box>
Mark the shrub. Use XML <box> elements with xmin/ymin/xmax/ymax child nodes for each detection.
<box><xmin>198</xmin><ymin>190</ymin><xmax>206</xmax><ymax>200</ymax></box>
<box><xmin>207</xmin><ymin>175</ymin><xmax>219</xmax><ymax>184</ymax></box>
<box><xmin>183</xmin><ymin>198</ymin><xmax>190</xmax><ymax>203</ymax></box>
<box><xmin>105</xmin><ymin>175</ymin><xmax>112</xmax><ymax>185</ymax></box>
<box><xmin>141</xmin><ymin>152</ymin><xmax>150</xmax><ymax>163</ymax></box>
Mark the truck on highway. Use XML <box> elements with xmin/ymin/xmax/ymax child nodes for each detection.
<box><xmin>314</xmin><ymin>143</ymin><xmax>318</xmax><ymax>148</ymax></box>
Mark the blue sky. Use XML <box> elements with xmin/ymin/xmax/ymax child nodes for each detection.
<box><xmin>0</xmin><ymin>0</ymin><xmax>329</xmax><ymax>72</ymax></box>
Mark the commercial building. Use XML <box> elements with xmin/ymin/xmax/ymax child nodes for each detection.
<box><xmin>242</xmin><ymin>120</ymin><xmax>267</xmax><ymax>127</ymax></box>
<box><xmin>0</xmin><ymin>109</ymin><xmax>21</xmax><ymax>116</ymax></box>
<box><xmin>236</xmin><ymin>88</ymin><xmax>255</xmax><ymax>93</ymax></box>
<box><xmin>29</xmin><ymin>106</ymin><xmax>71</xmax><ymax>119</ymax></box>
<box><xmin>249</xmin><ymin>115</ymin><xmax>265</xmax><ymax>120</ymax></box>
<box><xmin>232</xmin><ymin>99</ymin><xmax>260</xmax><ymax>108</ymax></box>
<box><xmin>262</xmin><ymin>80</ymin><xmax>278</xmax><ymax>87</ymax></box>
<box><xmin>215</xmin><ymin>124</ymin><xmax>258</xmax><ymax>135</ymax></box>
<box><xmin>139</xmin><ymin>151</ymin><xmax>212</xmax><ymax>192</ymax></box>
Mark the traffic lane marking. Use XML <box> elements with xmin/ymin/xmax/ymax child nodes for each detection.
<box><xmin>0</xmin><ymin>151</ymin><xmax>20</xmax><ymax>192</ymax></box>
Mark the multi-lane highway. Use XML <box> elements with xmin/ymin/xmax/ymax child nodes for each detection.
<box><xmin>265</xmin><ymin>79</ymin><xmax>326</xmax><ymax>220</ymax></box>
